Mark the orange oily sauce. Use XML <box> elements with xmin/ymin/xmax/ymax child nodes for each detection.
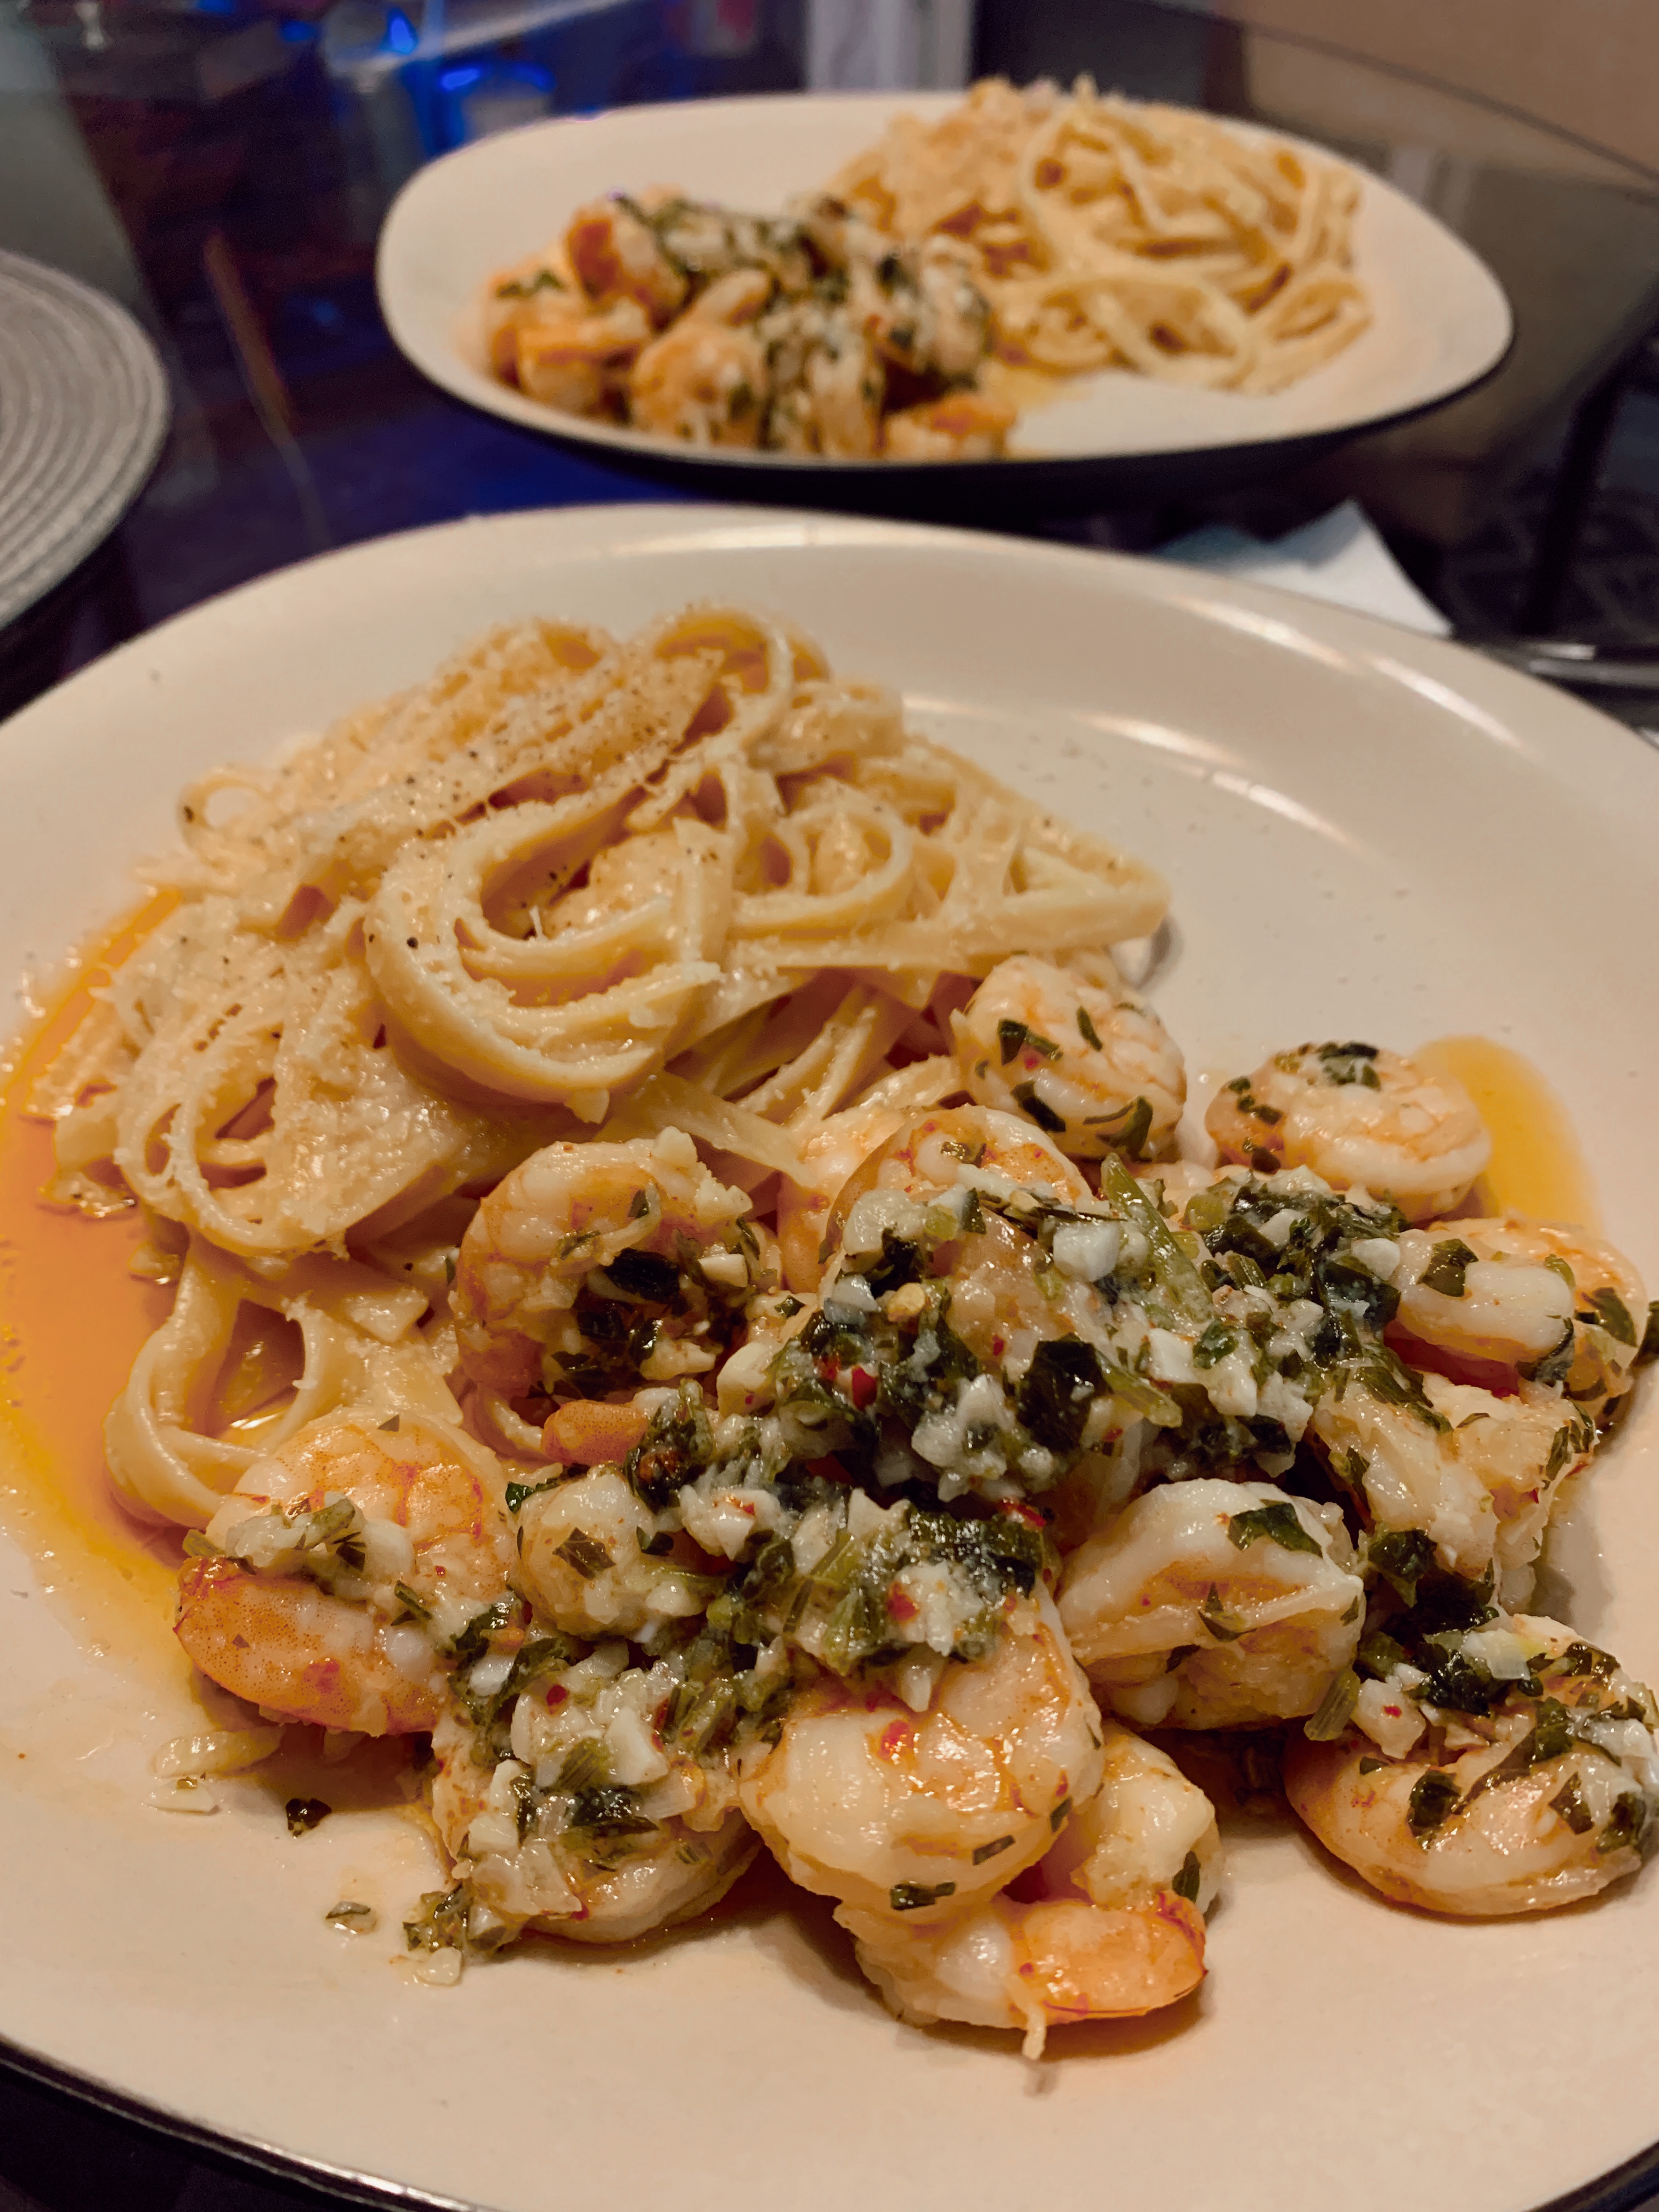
<box><xmin>1414</xmin><ymin>1034</ymin><xmax>1600</xmax><ymax>1231</ymax></box>
<box><xmin>0</xmin><ymin>895</ymin><xmax>184</xmax><ymax>1681</ymax></box>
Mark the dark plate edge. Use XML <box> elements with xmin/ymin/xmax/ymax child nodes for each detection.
<box><xmin>383</xmin><ymin>307</ymin><xmax>1515</xmax><ymax>523</ymax></box>
<box><xmin>6</xmin><ymin>2023</ymin><xmax>1659</xmax><ymax>2212</ymax></box>
<box><xmin>0</xmin><ymin>2037</ymin><xmax>475</xmax><ymax>2212</ymax></box>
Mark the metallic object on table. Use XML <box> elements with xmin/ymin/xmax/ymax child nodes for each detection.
<box><xmin>1466</xmin><ymin>635</ymin><xmax>1659</xmax><ymax>750</ymax></box>
<box><xmin>1471</xmin><ymin>637</ymin><xmax>1659</xmax><ymax>691</ymax></box>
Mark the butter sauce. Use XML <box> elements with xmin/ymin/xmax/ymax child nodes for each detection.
<box><xmin>1414</xmin><ymin>1034</ymin><xmax>1601</xmax><ymax>1230</ymax></box>
<box><xmin>0</xmin><ymin>896</ymin><xmax>185</xmax><ymax>1681</ymax></box>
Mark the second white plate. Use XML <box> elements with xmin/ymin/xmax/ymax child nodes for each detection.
<box><xmin>377</xmin><ymin>93</ymin><xmax>1513</xmax><ymax>489</ymax></box>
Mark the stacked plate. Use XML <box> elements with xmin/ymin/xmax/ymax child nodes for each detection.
<box><xmin>0</xmin><ymin>247</ymin><xmax>170</xmax><ymax>634</ymax></box>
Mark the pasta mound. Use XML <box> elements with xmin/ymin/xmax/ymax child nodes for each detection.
<box><xmin>833</xmin><ymin>78</ymin><xmax>1372</xmax><ymax>395</ymax></box>
<box><xmin>33</xmin><ymin>602</ymin><xmax>1164</xmax><ymax>1526</ymax></box>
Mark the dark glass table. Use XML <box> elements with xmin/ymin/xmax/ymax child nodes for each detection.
<box><xmin>2</xmin><ymin>2</ymin><xmax>1658</xmax><ymax>2203</ymax></box>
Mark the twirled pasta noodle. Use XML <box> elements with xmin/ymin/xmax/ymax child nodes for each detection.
<box><xmin>105</xmin><ymin>1239</ymin><xmax>472</xmax><ymax>1526</ymax></box>
<box><xmin>832</xmin><ymin>78</ymin><xmax>1369</xmax><ymax>395</ymax></box>
<box><xmin>36</xmin><ymin>602</ymin><xmax>1165</xmax><ymax>1526</ymax></box>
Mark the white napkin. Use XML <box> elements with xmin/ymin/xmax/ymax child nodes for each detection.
<box><xmin>1155</xmin><ymin>500</ymin><xmax>1451</xmax><ymax>637</ymax></box>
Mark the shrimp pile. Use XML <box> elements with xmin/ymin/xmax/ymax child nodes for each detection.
<box><xmin>485</xmin><ymin>189</ymin><xmax>1014</xmax><ymax>460</ymax></box>
<box><xmin>150</xmin><ymin>939</ymin><xmax>1659</xmax><ymax>2054</ymax></box>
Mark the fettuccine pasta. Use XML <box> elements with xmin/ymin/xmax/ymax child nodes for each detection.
<box><xmin>833</xmin><ymin>78</ymin><xmax>1371</xmax><ymax>396</ymax></box>
<box><xmin>35</xmin><ymin>602</ymin><xmax>1164</xmax><ymax>1527</ymax></box>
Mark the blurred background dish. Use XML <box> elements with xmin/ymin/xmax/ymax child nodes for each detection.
<box><xmin>375</xmin><ymin>90</ymin><xmax>1512</xmax><ymax>507</ymax></box>
<box><xmin>0</xmin><ymin>247</ymin><xmax>170</xmax><ymax>631</ymax></box>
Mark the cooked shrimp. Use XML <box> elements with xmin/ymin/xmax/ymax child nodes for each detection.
<box><xmin>1285</xmin><ymin>1615</ymin><xmax>1659</xmax><ymax>1916</ymax></box>
<box><xmin>516</xmin><ymin>1460</ymin><xmax>715</xmax><ymax>1639</ymax></box>
<box><xmin>452</xmin><ymin>1127</ymin><xmax>754</xmax><ymax>1399</ymax></box>
<box><xmin>822</xmin><ymin>1102</ymin><xmax>1099</xmax><ymax>1383</ymax></box>
<box><xmin>176</xmin><ymin>1412</ymin><xmax>515</xmax><ymax>1735</ymax></box>
<box><xmin>432</xmin><ymin>1645</ymin><xmax>755</xmax><ymax>1945</ymax></box>
<box><xmin>881</xmin><ymin>393</ymin><xmax>1017</xmax><ymax>459</ymax></box>
<box><xmin>864</xmin><ymin>234</ymin><xmax>992</xmax><ymax>383</ymax></box>
<box><xmin>511</xmin><ymin>298</ymin><xmax>651</xmax><ymax>413</ymax></box>
<box><xmin>686</xmin><ymin>267</ymin><xmax>774</xmax><ymax>326</ymax></box>
<box><xmin>737</xmin><ymin>1587</ymin><xmax>1104</xmax><ymax>1928</ymax></box>
<box><xmin>1310</xmin><ymin>1365</ymin><xmax>1597</xmax><ymax>1590</ymax></box>
<box><xmin>952</xmin><ymin>954</ymin><xmax>1186</xmax><ymax>1160</ymax></box>
<box><xmin>793</xmin><ymin>330</ymin><xmax>884</xmax><ymax>459</ymax></box>
<box><xmin>1392</xmin><ymin>1217</ymin><xmax>1647</xmax><ymax>1412</ymax></box>
<box><xmin>1058</xmin><ymin>1478</ymin><xmax>1365</xmax><ymax>1729</ymax></box>
<box><xmin>829</xmin><ymin>1103</ymin><xmax>1093</xmax><ymax>1229</ymax></box>
<box><xmin>563</xmin><ymin>198</ymin><xmax>688</xmax><ymax>322</ymax></box>
<box><xmin>775</xmin><ymin>1098</ymin><xmax>910</xmax><ymax>1293</ymax></box>
<box><xmin>629</xmin><ymin>318</ymin><xmax>769</xmax><ymax>446</ymax></box>
<box><xmin>1206</xmin><ymin>1042</ymin><xmax>1490</xmax><ymax>1222</ymax></box>
<box><xmin>842</xmin><ymin>1722</ymin><xmax>1216</xmax><ymax>2055</ymax></box>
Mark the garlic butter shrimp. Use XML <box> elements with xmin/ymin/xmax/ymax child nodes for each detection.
<box><xmin>776</xmin><ymin>1098</ymin><xmax>911</xmax><ymax>1294</ymax></box>
<box><xmin>1392</xmin><ymin>1217</ymin><xmax>1647</xmax><ymax>1412</ymax></box>
<box><xmin>629</xmin><ymin>317</ymin><xmax>769</xmax><ymax>447</ymax></box>
<box><xmin>823</xmin><ymin>1104</ymin><xmax>1101</xmax><ymax>1377</ymax></box>
<box><xmin>737</xmin><ymin>1587</ymin><xmax>1104</xmax><ymax>1928</ymax></box>
<box><xmin>842</xmin><ymin>1723</ymin><xmax>1217</xmax><ymax>2054</ymax></box>
<box><xmin>832</xmin><ymin>1103</ymin><xmax>1093</xmax><ymax>1219</ymax></box>
<box><xmin>1310</xmin><ymin>1367</ymin><xmax>1597</xmax><ymax>1590</ymax></box>
<box><xmin>1206</xmin><ymin>1042</ymin><xmax>1490</xmax><ymax>1222</ymax></box>
<box><xmin>515</xmin><ymin>1459</ymin><xmax>716</xmax><ymax>1640</ymax></box>
<box><xmin>1058</xmin><ymin>1479</ymin><xmax>1365</xmax><ymax>1729</ymax></box>
<box><xmin>496</xmin><ymin>297</ymin><xmax>651</xmax><ymax>414</ymax></box>
<box><xmin>952</xmin><ymin>954</ymin><xmax>1186</xmax><ymax>1161</ymax></box>
<box><xmin>563</xmin><ymin>198</ymin><xmax>690</xmax><ymax>321</ymax></box>
<box><xmin>452</xmin><ymin>1127</ymin><xmax>754</xmax><ymax>1399</ymax></box>
<box><xmin>176</xmin><ymin>1413</ymin><xmax>515</xmax><ymax>1735</ymax></box>
<box><xmin>1286</xmin><ymin>1616</ymin><xmax>1659</xmax><ymax>1916</ymax></box>
<box><xmin>431</xmin><ymin>1648</ymin><xmax>754</xmax><ymax>1945</ymax></box>
<box><xmin>881</xmin><ymin>391</ymin><xmax>1017</xmax><ymax>459</ymax></box>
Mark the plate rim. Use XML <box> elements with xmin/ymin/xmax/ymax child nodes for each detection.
<box><xmin>373</xmin><ymin>89</ymin><xmax>1516</xmax><ymax>481</ymax></box>
<box><xmin>1</xmin><ymin>501</ymin><xmax>1655</xmax><ymax>2212</ymax></box>
<box><xmin>7</xmin><ymin>500</ymin><xmax>1644</xmax><ymax>783</ymax></box>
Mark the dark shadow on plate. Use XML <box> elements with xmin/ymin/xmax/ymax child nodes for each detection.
<box><xmin>1115</xmin><ymin>915</ymin><xmax>1181</xmax><ymax>996</ymax></box>
<box><xmin>241</xmin><ymin>1726</ymin><xmax>423</xmax><ymax>1822</ymax></box>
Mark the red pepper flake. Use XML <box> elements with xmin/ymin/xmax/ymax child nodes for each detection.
<box><xmin>991</xmin><ymin>1334</ymin><xmax>1006</xmax><ymax>1358</ymax></box>
<box><xmin>544</xmin><ymin>1684</ymin><xmax>568</xmax><ymax>1708</ymax></box>
<box><xmin>877</xmin><ymin>1719</ymin><xmax>912</xmax><ymax>1761</ymax></box>
<box><xmin>886</xmin><ymin>1586</ymin><xmax>919</xmax><ymax>1623</ymax></box>
<box><xmin>817</xmin><ymin>1357</ymin><xmax>839</xmax><ymax>1385</ymax></box>
<box><xmin>999</xmin><ymin>1499</ymin><xmax>1046</xmax><ymax>1530</ymax></box>
<box><xmin>849</xmin><ymin>1365</ymin><xmax>878</xmax><ymax>1409</ymax></box>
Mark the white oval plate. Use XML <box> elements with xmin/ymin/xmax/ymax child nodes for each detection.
<box><xmin>2</xmin><ymin>506</ymin><xmax>1655</xmax><ymax>2212</ymax></box>
<box><xmin>376</xmin><ymin>94</ymin><xmax>1513</xmax><ymax>483</ymax></box>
